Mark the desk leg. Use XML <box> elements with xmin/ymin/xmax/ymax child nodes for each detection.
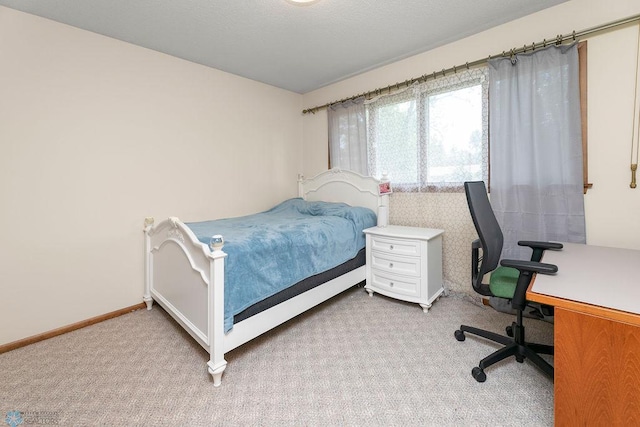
<box><xmin>555</xmin><ymin>307</ymin><xmax>640</xmax><ymax>425</ymax></box>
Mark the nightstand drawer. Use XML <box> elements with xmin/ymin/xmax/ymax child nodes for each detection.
<box><xmin>371</xmin><ymin>252</ymin><xmax>420</xmax><ymax>276</ymax></box>
<box><xmin>370</xmin><ymin>236</ymin><xmax>420</xmax><ymax>257</ymax></box>
<box><xmin>371</xmin><ymin>271</ymin><xmax>421</xmax><ymax>297</ymax></box>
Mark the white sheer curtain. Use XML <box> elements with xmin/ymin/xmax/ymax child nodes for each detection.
<box><xmin>489</xmin><ymin>43</ymin><xmax>586</xmax><ymax>259</ymax></box>
<box><xmin>328</xmin><ymin>97</ymin><xmax>368</xmax><ymax>175</ymax></box>
<box><xmin>365</xmin><ymin>68</ymin><xmax>489</xmax><ymax>192</ymax></box>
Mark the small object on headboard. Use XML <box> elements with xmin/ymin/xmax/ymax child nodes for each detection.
<box><xmin>144</xmin><ymin>217</ymin><xmax>155</xmax><ymax>231</ymax></box>
<box><xmin>209</xmin><ymin>235</ymin><xmax>225</xmax><ymax>251</ymax></box>
<box><xmin>379</xmin><ymin>172</ymin><xmax>392</xmax><ymax>194</ymax></box>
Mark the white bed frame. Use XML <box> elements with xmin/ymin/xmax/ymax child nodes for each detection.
<box><xmin>143</xmin><ymin>169</ymin><xmax>387</xmax><ymax>386</ymax></box>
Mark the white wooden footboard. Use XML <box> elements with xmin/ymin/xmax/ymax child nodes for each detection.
<box><xmin>143</xmin><ymin>168</ymin><xmax>386</xmax><ymax>387</ymax></box>
<box><xmin>144</xmin><ymin>217</ymin><xmax>228</xmax><ymax>385</ymax></box>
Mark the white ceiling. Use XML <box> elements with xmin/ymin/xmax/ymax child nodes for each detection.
<box><xmin>0</xmin><ymin>0</ymin><xmax>569</xmax><ymax>93</ymax></box>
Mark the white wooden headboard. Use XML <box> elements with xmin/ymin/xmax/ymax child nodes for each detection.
<box><xmin>298</xmin><ymin>168</ymin><xmax>388</xmax><ymax>219</ymax></box>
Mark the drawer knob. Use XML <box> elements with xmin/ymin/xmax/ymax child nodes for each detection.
<box><xmin>390</xmin><ymin>245</ymin><xmax>394</xmax><ymax>250</ymax></box>
<box><xmin>389</xmin><ymin>263</ymin><xmax>394</xmax><ymax>268</ymax></box>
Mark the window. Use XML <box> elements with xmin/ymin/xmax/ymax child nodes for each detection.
<box><xmin>366</xmin><ymin>67</ymin><xmax>488</xmax><ymax>192</ymax></box>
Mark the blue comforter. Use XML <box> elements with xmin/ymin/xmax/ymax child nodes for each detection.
<box><xmin>186</xmin><ymin>198</ymin><xmax>376</xmax><ymax>332</ymax></box>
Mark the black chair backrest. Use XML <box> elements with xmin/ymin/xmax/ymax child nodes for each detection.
<box><xmin>464</xmin><ymin>181</ymin><xmax>504</xmax><ymax>292</ymax></box>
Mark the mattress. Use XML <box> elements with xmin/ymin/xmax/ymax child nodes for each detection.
<box><xmin>233</xmin><ymin>248</ymin><xmax>366</xmax><ymax>323</ymax></box>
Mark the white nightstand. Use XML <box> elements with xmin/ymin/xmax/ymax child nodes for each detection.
<box><xmin>364</xmin><ymin>225</ymin><xmax>444</xmax><ymax>312</ymax></box>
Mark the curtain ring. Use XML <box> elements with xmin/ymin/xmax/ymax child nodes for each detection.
<box><xmin>433</xmin><ymin>71</ymin><xmax>436</xmax><ymax>79</ymax></box>
<box><xmin>453</xmin><ymin>65</ymin><xmax>457</xmax><ymax>73</ymax></box>
<box><xmin>509</xmin><ymin>49</ymin><xmax>517</xmax><ymax>65</ymax></box>
<box><xmin>572</xmin><ymin>30</ymin><xmax>576</xmax><ymax>41</ymax></box>
<box><xmin>556</xmin><ymin>34</ymin><xmax>562</xmax><ymax>45</ymax></box>
<box><xmin>543</xmin><ymin>39</ymin><xmax>546</xmax><ymax>47</ymax></box>
<box><xmin>532</xmin><ymin>42</ymin><xmax>536</xmax><ymax>51</ymax></box>
<box><xmin>466</xmin><ymin>62</ymin><xmax>469</xmax><ymax>70</ymax></box>
<box><xmin>441</xmin><ymin>68</ymin><xmax>446</xmax><ymax>77</ymax></box>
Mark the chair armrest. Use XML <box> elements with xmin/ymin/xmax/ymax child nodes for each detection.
<box><xmin>501</xmin><ymin>259</ymin><xmax>558</xmax><ymax>310</ymax></box>
<box><xmin>500</xmin><ymin>259</ymin><xmax>558</xmax><ymax>275</ymax></box>
<box><xmin>518</xmin><ymin>241</ymin><xmax>563</xmax><ymax>262</ymax></box>
<box><xmin>518</xmin><ymin>241</ymin><xmax>564</xmax><ymax>251</ymax></box>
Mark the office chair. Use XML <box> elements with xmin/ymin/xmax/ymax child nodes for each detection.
<box><xmin>455</xmin><ymin>181</ymin><xmax>562</xmax><ymax>382</ymax></box>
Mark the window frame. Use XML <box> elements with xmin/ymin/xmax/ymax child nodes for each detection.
<box><xmin>365</xmin><ymin>67</ymin><xmax>489</xmax><ymax>193</ymax></box>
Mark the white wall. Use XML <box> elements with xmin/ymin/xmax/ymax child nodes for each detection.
<box><xmin>302</xmin><ymin>0</ymin><xmax>640</xmax><ymax>293</ymax></box>
<box><xmin>0</xmin><ymin>7</ymin><xmax>303</xmax><ymax>345</ymax></box>
<box><xmin>584</xmin><ymin>23</ymin><xmax>640</xmax><ymax>249</ymax></box>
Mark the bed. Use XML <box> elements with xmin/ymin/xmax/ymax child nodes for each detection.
<box><xmin>143</xmin><ymin>169</ymin><xmax>388</xmax><ymax>386</ymax></box>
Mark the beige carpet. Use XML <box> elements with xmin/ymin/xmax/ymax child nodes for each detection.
<box><xmin>0</xmin><ymin>286</ymin><xmax>554</xmax><ymax>426</ymax></box>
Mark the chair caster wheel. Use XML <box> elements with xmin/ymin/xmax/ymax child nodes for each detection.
<box><xmin>506</xmin><ymin>326</ymin><xmax>513</xmax><ymax>337</ymax></box>
<box><xmin>516</xmin><ymin>355</ymin><xmax>524</xmax><ymax>363</ymax></box>
<box><xmin>454</xmin><ymin>330</ymin><xmax>465</xmax><ymax>341</ymax></box>
<box><xmin>472</xmin><ymin>367</ymin><xmax>486</xmax><ymax>382</ymax></box>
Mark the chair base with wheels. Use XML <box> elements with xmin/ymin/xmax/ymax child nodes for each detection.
<box><xmin>455</xmin><ymin>309</ymin><xmax>554</xmax><ymax>382</ymax></box>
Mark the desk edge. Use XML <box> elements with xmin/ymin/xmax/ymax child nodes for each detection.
<box><xmin>527</xmin><ymin>279</ymin><xmax>640</xmax><ymax>327</ymax></box>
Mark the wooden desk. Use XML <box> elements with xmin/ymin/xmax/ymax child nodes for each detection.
<box><xmin>527</xmin><ymin>243</ymin><xmax>640</xmax><ymax>426</ymax></box>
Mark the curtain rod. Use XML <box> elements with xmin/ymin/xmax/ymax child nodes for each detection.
<box><xmin>302</xmin><ymin>13</ymin><xmax>640</xmax><ymax>115</ymax></box>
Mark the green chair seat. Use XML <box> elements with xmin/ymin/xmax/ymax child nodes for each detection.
<box><xmin>489</xmin><ymin>266</ymin><xmax>520</xmax><ymax>299</ymax></box>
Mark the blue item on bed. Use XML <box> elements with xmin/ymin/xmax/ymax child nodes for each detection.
<box><xmin>186</xmin><ymin>198</ymin><xmax>377</xmax><ymax>332</ymax></box>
